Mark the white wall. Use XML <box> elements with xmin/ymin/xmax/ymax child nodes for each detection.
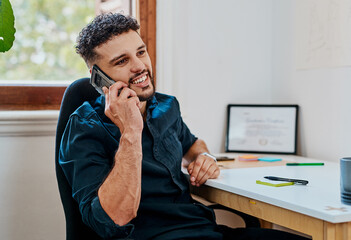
<box><xmin>0</xmin><ymin>111</ymin><xmax>65</xmax><ymax>240</ymax></box>
<box><xmin>271</xmin><ymin>0</ymin><xmax>351</xmax><ymax>161</ymax></box>
<box><xmin>157</xmin><ymin>0</ymin><xmax>351</xmax><ymax>162</ymax></box>
<box><xmin>157</xmin><ymin>0</ymin><xmax>274</xmax><ymax>153</ymax></box>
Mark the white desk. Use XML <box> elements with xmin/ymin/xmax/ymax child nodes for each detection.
<box><xmin>191</xmin><ymin>154</ymin><xmax>351</xmax><ymax>240</ymax></box>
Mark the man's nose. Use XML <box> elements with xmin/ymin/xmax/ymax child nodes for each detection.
<box><xmin>130</xmin><ymin>57</ymin><xmax>144</xmax><ymax>73</ymax></box>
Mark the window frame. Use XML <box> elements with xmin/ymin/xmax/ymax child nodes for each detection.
<box><xmin>0</xmin><ymin>0</ymin><xmax>156</xmax><ymax>111</ymax></box>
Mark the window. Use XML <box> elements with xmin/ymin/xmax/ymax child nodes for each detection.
<box><xmin>1</xmin><ymin>0</ymin><xmax>94</xmax><ymax>82</ymax></box>
<box><xmin>1</xmin><ymin>0</ymin><xmax>136</xmax><ymax>82</ymax></box>
<box><xmin>0</xmin><ymin>0</ymin><xmax>155</xmax><ymax>110</ymax></box>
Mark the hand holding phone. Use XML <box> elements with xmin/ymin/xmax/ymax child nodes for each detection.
<box><xmin>90</xmin><ymin>64</ymin><xmax>116</xmax><ymax>95</ymax></box>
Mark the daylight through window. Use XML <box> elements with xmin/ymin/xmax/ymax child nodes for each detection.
<box><xmin>1</xmin><ymin>0</ymin><xmax>134</xmax><ymax>82</ymax></box>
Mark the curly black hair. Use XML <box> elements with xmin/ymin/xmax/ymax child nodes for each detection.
<box><xmin>75</xmin><ymin>13</ymin><xmax>140</xmax><ymax>66</ymax></box>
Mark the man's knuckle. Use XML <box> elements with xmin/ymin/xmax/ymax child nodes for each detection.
<box><xmin>194</xmin><ymin>161</ymin><xmax>202</xmax><ymax>167</ymax></box>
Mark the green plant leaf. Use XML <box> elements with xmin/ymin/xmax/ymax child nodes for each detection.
<box><xmin>0</xmin><ymin>0</ymin><xmax>16</xmax><ymax>53</ymax></box>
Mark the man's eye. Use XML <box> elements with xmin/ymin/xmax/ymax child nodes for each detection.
<box><xmin>116</xmin><ymin>58</ymin><xmax>127</xmax><ymax>65</ymax></box>
<box><xmin>137</xmin><ymin>50</ymin><xmax>145</xmax><ymax>56</ymax></box>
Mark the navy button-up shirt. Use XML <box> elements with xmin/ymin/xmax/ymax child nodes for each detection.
<box><xmin>59</xmin><ymin>93</ymin><xmax>222</xmax><ymax>239</ymax></box>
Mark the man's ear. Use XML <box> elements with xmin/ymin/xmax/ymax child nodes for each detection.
<box><xmin>88</xmin><ymin>63</ymin><xmax>93</xmax><ymax>74</ymax></box>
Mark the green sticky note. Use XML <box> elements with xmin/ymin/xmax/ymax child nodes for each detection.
<box><xmin>256</xmin><ymin>180</ymin><xmax>294</xmax><ymax>187</ymax></box>
<box><xmin>258</xmin><ymin>157</ymin><xmax>282</xmax><ymax>162</ymax></box>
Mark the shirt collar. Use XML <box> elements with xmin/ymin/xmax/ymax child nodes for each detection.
<box><xmin>147</xmin><ymin>93</ymin><xmax>158</xmax><ymax>111</ymax></box>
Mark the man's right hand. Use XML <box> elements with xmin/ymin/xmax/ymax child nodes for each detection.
<box><xmin>103</xmin><ymin>82</ymin><xmax>143</xmax><ymax>134</ymax></box>
<box><xmin>100</xmin><ymin>81</ymin><xmax>144</xmax><ymax>226</ymax></box>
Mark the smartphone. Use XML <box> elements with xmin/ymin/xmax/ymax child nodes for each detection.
<box><xmin>90</xmin><ymin>64</ymin><xmax>116</xmax><ymax>95</ymax></box>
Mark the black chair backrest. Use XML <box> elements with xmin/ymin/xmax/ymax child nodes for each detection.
<box><xmin>55</xmin><ymin>78</ymin><xmax>102</xmax><ymax>240</ymax></box>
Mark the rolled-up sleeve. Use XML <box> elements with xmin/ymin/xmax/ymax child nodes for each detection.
<box><xmin>177</xmin><ymin>115</ymin><xmax>197</xmax><ymax>155</ymax></box>
<box><xmin>59</xmin><ymin>112</ymin><xmax>134</xmax><ymax>239</ymax></box>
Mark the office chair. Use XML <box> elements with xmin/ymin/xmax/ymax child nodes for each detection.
<box><xmin>55</xmin><ymin>77</ymin><xmax>102</xmax><ymax>240</ymax></box>
<box><xmin>55</xmin><ymin>78</ymin><xmax>260</xmax><ymax>240</ymax></box>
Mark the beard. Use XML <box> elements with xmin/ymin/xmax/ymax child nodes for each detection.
<box><xmin>130</xmin><ymin>70</ymin><xmax>155</xmax><ymax>102</ymax></box>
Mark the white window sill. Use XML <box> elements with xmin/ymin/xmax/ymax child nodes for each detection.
<box><xmin>0</xmin><ymin>80</ymin><xmax>72</xmax><ymax>86</ymax></box>
<box><xmin>0</xmin><ymin>110</ymin><xmax>59</xmax><ymax>137</ymax></box>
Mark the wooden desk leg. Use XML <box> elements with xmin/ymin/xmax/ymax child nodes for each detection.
<box><xmin>324</xmin><ymin>222</ymin><xmax>335</xmax><ymax>240</ymax></box>
<box><xmin>324</xmin><ymin>222</ymin><xmax>351</xmax><ymax>240</ymax></box>
<box><xmin>336</xmin><ymin>222</ymin><xmax>351</xmax><ymax>240</ymax></box>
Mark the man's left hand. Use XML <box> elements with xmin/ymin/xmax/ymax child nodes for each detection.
<box><xmin>187</xmin><ymin>154</ymin><xmax>220</xmax><ymax>187</ymax></box>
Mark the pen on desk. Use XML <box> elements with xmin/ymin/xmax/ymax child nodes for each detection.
<box><xmin>264</xmin><ymin>176</ymin><xmax>309</xmax><ymax>185</ymax></box>
<box><xmin>286</xmin><ymin>163</ymin><xmax>324</xmax><ymax>166</ymax></box>
<box><xmin>215</xmin><ymin>156</ymin><xmax>235</xmax><ymax>161</ymax></box>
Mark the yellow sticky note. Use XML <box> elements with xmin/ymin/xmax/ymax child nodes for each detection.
<box><xmin>256</xmin><ymin>180</ymin><xmax>294</xmax><ymax>187</ymax></box>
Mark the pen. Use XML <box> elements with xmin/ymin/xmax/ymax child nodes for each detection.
<box><xmin>286</xmin><ymin>163</ymin><xmax>324</xmax><ymax>166</ymax></box>
<box><xmin>216</xmin><ymin>156</ymin><xmax>235</xmax><ymax>161</ymax></box>
<box><xmin>264</xmin><ymin>176</ymin><xmax>309</xmax><ymax>185</ymax></box>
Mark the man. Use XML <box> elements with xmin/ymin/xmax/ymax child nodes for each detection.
<box><xmin>59</xmin><ymin>13</ymin><xmax>308</xmax><ymax>240</ymax></box>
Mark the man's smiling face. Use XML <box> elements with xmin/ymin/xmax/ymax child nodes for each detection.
<box><xmin>93</xmin><ymin>30</ymin><xmax>155</xmax><ymax>101</ymax></box>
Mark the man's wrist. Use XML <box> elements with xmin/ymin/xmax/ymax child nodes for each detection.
<box><xmin>200</xmin><ymin>152</ymin><xmax>217</xmax><ymax>163</ymax></box>
<box><xmin>120</xmin><ymin>131</ymin><xmax>142</xmax><ymax>145</ymax></box>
